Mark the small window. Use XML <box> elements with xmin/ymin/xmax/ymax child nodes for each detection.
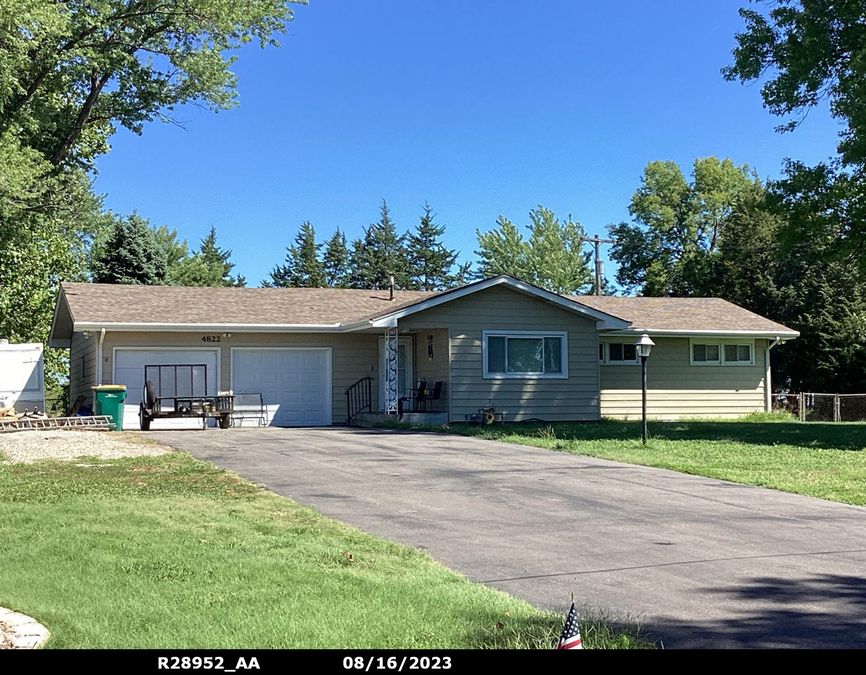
<box><xmin>724</xmin><ymin>344</ymin><xmax>752</xmax><ymax>364</ymax></box>
<box><xmin>603</xmin><ymin>342</ymin><xmax>638</xmax><ymax>364</ymax></box>
<box><xmin>692</xmin><ymin>343</ymin><xmax>720</xmax><ymax>363</ymax></box>
<box><xmin>691</xmin><ymin>340</ymin><xmax>753</xmax><ymax>366</ymax></box>
<box><xmin>483</xmin><ymin>332</ymin><xmax>567</xmax><ymax>378</ymax></box>
<box><xmin>599</xmin><ymin>343</ymin><xmax>605</xmax><ymax>362</ymax></box>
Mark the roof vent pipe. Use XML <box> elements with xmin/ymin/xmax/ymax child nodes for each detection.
<box><xmin>389</xmin><ymin>275</ymin><xmax>395</xmax><ymax>301</ymax></box>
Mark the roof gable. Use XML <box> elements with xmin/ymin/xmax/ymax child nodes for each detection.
<box><xmin>367</xmin><ymin>276</ymin><xmax>631</xmax><ymax>329</ymax></box>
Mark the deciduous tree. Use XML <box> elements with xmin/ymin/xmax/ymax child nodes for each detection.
<box><xmin>609</xmin><ymin>157</ymin><xmax>755</xmax><ymax>296</ymax></box>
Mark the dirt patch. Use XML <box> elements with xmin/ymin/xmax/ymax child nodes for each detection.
<box><xmin>0</xmin><ymin>430</ymin><xmax>171</xmax><ymax>464</ymax></box>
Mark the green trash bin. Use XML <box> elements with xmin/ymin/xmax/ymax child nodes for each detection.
<box><xmin>92</xmin><ymin>385</ymin><xmax>127</xmax><ymax>431</ymax></box>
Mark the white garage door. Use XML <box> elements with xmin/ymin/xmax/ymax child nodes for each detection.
<box><xmin>114</xmin><ymin>349</ymin><xmax>220</xmax><ymax>430</ymax></box>
<box><xmin>231</xmin><ymin>348</ymin><xmax>331</xmax><ymax>427</ymax></box>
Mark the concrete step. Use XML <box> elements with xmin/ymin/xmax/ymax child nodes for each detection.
<box><xmin>352</xmin><ymin>411</ymin><xmax>448</xmax><ymax>428</ymax></box>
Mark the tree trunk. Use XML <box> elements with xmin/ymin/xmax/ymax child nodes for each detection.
<box><xmin>49</xmin><ymin>71</ymin><xmax>110</xmax><ymax>166</ymax></box>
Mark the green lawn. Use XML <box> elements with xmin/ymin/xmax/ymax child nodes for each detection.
<box><xmin>0</xmin><ymin>450</ymin><xmax>651</xmax><ymax>649</ymax></box>
<box><xmin>442</xmin><ymin>416</ymin><xmax>866</xmax><ymax>506</ymax></box>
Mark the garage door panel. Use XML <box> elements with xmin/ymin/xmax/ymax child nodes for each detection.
<box><xmin>232</xmin><ymin>349</ymin><xmax>330</xmax><ymax>427</ymax></box>
<box><xmin>114</xmin><ymin>350</ymin><xmax>219</xmax><ymax>430</ymax></box>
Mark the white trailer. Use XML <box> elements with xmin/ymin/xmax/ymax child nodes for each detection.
<box><xmin>0</xmin><ymin>340</ymin><xmax>46</xmax><ymax>413</ymax></box>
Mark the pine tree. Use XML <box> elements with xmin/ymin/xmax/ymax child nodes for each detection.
<box><xmin>171</xmin><ymin>227</ymin><xmax>243</xmax><ymax>287</ymax></box>
<box><xmin>265</xmin><ymin>221</ymin><xmax>325</xmax><ymax>288</ymax></box>
<box><xmin>91</xmin><ymin>213</ymin><xmax>168</xmax><ymax>285</ymax></box>
<box><xmin>348</xmin><ymin>201</ymin><xmax>409</xmax><ymax>289</ymax></box>
<box><xmin>406</xmin><ymin>203</ymin><xmax>460</xmax><ymax>290</ymax></box>
<box><xmin>323</xmin><ymin>228</ymin><xmax>350</xmax><ymax>288</ymax></box>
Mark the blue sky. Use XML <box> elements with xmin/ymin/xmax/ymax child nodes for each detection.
<box><xmin>95</xmin><ymin>0</ymin><xmax>841</xmax><ymax>288</ymax></box>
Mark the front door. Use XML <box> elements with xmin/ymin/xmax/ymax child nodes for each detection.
<box><xmin>378</xmin><ymin>336</ymin><xmax>413</xmax><ymax>410</ymax></box>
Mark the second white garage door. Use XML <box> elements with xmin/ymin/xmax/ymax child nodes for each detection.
<box><xmin>231</xmin><ymin>348</ymin><xmax>332</xmax><ymax>427</ymax></box>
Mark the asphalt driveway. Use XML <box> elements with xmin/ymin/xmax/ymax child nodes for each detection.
<box><xmin>145</xmin><ymin>427</ymin><xmax>866</xmax><ymax>649</ymax></box>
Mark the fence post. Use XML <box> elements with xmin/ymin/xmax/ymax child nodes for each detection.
<box><xmin>834</xmin><ymin>394</ymin><xmax>841</xmax><ymax>422</ymax></box>
<box><xmin>799</xmin><ymin>394</ymin><xmax>806</xmax><ymax>422</ymax></box>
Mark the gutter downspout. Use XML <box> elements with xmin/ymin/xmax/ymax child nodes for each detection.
<box><xmin>96</xmin><ymin>327</ymin><xmax>106</xmax><ymax>386</ymax></box>
<box><xmin>765</xmin><ymin>337</ymin><xmax>782</xmax><ymax>412</ymax></box>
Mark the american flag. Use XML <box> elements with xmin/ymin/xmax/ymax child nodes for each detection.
<box><xmin>557</xmin><ymin>602</ymin><xmax>583</xmax><ymax>650</ymax></box>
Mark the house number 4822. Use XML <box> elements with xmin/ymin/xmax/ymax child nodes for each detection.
<box><xmin>201</xmin><ymin>335</ymin><xmax>221</xmax><ymax>343</ymax></box>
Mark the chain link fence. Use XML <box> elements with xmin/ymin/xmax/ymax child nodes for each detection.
<box><xmin>772</xmin><ymin>393</ymin><xmax>866</xmax><ymax>422</ymax></box>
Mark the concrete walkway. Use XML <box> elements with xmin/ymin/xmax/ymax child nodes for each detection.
<box><xmin>145</xmin><ymin>427</ymin><xmax>866</xmax><ymax>648</ymax></box>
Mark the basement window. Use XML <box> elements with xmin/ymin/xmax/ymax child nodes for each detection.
<box><xmin>483</xmin><ymin>331</ymin><xmax>568</xmax><ymax>379</ymax></box>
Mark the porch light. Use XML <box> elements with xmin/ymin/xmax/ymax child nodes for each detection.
<box><xmin>633</xmin><ymin>333</ymin><xmax>655</xmax><ymax>445</ymax></box>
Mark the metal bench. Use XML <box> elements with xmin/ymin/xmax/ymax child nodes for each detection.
<box><xmin>230</xmin><ymin>392</ymin><xmax>267</xmax><ymax>427</ymax></box>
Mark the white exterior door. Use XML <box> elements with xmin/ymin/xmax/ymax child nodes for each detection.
<box><xmin>113</xmin><ymin>349</ymin><xmax>219</xmax><ymax>430</ymax></box>
<box><xmin>231</xmin><ymin>348</ymin><xmax>331</xmax><ymax>427</ymax></box>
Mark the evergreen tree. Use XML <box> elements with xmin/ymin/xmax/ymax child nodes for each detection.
<box><xmin>348</xmin><ymin>201</ymin><xmax>409</xmax><ymax>289</ymax></box>
<box><xmin>91</xmin><ymin>213</ymin><xmax>168</xmax><ymax>285</ymax></box>
<box><xmin>406</xmin><ymin>203</ymin><xmax>460</xmax><ymax>290</ymax></box>
<box><xmin>265</xmin><ymin>221</ymin><xmax>325</xmax><ymax>288</ymax></box>
<box><xmin>171</xmin><ymin>227</ymin><xmax>244</xmax><ymax>287</ymax></box>
<box><xmin>323</xmin><ymin>228</ymin><xmax>350</xmax><ymax>288</ymax></box>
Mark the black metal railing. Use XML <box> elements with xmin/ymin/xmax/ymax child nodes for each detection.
<box><xmin>345</xmin><ymin>377</ymin><xmax>372</xmax><ymax>426</ymax></box>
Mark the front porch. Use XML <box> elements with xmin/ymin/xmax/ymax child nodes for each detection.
<box><xmin>345</xmin><ymin>326</ymin><xmax>450</xmax><ymax>426</ymax></box>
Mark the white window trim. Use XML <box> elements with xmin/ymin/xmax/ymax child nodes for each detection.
<box><xmin>482</xmin><ymin>330</ymin><xmax>568</xmax><ymax>379</ymax></box>
<box><xmin>599</xmin><ymin>340</ymin><xmax>641</xmax><ymax>366</ymax></box>
<box><xmin>689</xmin><ymin>339</ymin><xmax>755</xmax><ymax>366</ymax></box>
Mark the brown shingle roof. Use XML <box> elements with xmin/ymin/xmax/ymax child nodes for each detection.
<box><xmin>572</xmin><ymin>296</ymin><xmax>797</xmax><ymax>334</ymax></box>
<box><xmin>56</xmin><ymin>281</ymin><xmax>797</xmax><ymax>337</ymax></box>
<box><xmin>60</xmin><ymin>282</ymin><xmax>438</xmax><ymax>326</ymax></box>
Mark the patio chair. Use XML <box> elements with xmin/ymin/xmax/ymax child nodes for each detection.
<box><xmin>230</xmin><ymin>392</ymin><xmax>267</xmax><ymax>427</ymax></box>
<box><xmin>399</xmin><ymin>380</ymin><xmax>427</xmax><ymax>414</ymax></box>
<box><xmin>425</xmin><ymin>381</ymin><xmax>444</xmax><ymax>411</ymax></box>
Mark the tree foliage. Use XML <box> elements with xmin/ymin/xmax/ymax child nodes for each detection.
<box><xmin>723</xmin><ymin>0</ymin><xmax>866</xmax><ymax>166</ymax></box>
<box><xmin>91</xmin><ymin>213</ymin><xmax>169</xmax><ymax>285</ymax></box>
<box><xmin>609</xmin><ymin>157</ymin><xmax>755</xmax><ymax>296</ymax></box>
<box><xmin>322</xmin><ymin>228</ymin><xmax>350</xmax><ymax>288</ymax></box>
<box><xmin>266</xmin><ymin>221</ymin><xmax>326</xmax><ymax>288</ymax></box>
<box><xmin>406</xmin><ymin>203</ymin><xmax>461</xmax><ymax>290</ymax></box>
<box><xmin>0</xmin><ymin>0</ymin><xmax>303</xmax><ymax>167</ymax></box>
<box><xmin>348</xmin><ymin>201</ymin><xmax>409</xmax><ymax>290</ymax></box>
<box><xmin>172</xmin><ymin>227</ymin><xmax>245</xmax><ymax>287</ymax></box>
<box><xmin>476</xmin><ymin>206</ymin><xmax>593</xmax><ymax>294</ymax></box>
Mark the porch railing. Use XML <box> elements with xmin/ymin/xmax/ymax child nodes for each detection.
<box><xmin>345</xmin><ymin>376</ymin><xmax>373</xmax><ymax>426</ymax></box>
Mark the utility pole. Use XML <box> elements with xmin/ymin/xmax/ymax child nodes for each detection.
<box><xmin>580</xmin><ymin>234</ymin><xmax>615</xmax><ymax>296</ymax></box>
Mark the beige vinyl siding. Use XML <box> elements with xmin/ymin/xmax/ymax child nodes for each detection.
<box><xmin>69</xmin><ymin>331</ymin><xmax>97</xmax><ymax>406</ymax></box>
<box><xmin>399</xmin><ymin>285</ymin><xmax>600</xmax><ymax>422</ymax></box>
<box><xmin>100</xmin><ymin>332</ymin><xmax>379</xmax><ymax>425</ymax></box>
<box><xmin>600</xmin><ymin>337</ymin><xmax>767</xmax><ymax>420</ymax></box>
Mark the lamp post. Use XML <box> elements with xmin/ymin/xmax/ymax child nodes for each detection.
<box><xmin>634</xmin><ymin>333</ymin><xmax>655</xmax><ymax>445</ymax></box>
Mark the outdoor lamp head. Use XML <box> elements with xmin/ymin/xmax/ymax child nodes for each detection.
<box><xmin>634</xmin><ymin>333</ymin><xmax>655</xmax><ymax>358</ymax></box>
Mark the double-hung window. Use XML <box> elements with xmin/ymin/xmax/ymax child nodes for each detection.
<box><xmin>483</xmin><ymin>331</ymin><xmax>568</xmax><ymax>379</ymax></box>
